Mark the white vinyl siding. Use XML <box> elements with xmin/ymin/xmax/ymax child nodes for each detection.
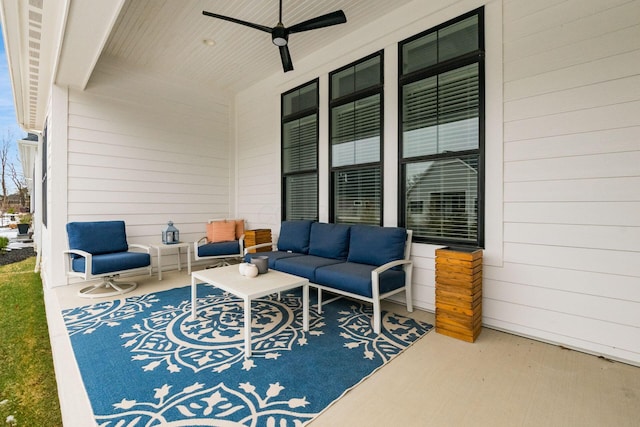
<box><xmin>234</xmin><ymin>0</ymin><xmax>639</xmax><ymax>365</ymax></box>
<box><xmin>65</xmin><ymin>63</ymin><xmax>232</xmax><ymax>273</ymax></box>
<box><xmin>236</xmin><ymin>85</ymin><xmax>282</xmax><ymax>231</ymax></box>
<box><xmin>498</xmin><ymin>0</ymin><xmax>640</xmax><ymax>363</ymax></box>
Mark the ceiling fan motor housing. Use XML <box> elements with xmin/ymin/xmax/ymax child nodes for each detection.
<box><xmin>272</xmin><ymin>24</ymin><xmax>288</xmax><ymax>46</ymax></box>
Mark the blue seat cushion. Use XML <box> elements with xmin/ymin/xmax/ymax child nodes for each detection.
<box><xmin>274</xmin><ymin>255</ymin><xmax>344</xmax><ymax>282</ymax></box>
<box><xmin>72</xmin><ymin>252</ymin><xmax>150</xmax><ymax>276</ymax></box>
<box><xmin>315</xmin><ymin>262</ymin><xmax>406</xmax><ymax>298</ymax></box>
<box><xmin>347</xmin><ymin>225</ymin><xmax>406</xmax><ymax>269</ymax></box>
<box><xmin>277</xmin><ymin>220</ymin><xmax>314</xmax><ymax>254</ymax></box>
<box><xmin>244</xmin><ymin>251</ymin><xmax>304</xmax><ymax>269</ymax></box>
<box><xmin>308</xmin><ymin>223</ymin><xmax>351</xmax><ymax>260</ymax></box>
<box><xmin>67</xmin><ymin>221</ymin><xmax>129</xmax><ymax>257</ymax></box>
<box><xmin>198</xmin><ymin>241</ymin><xmax>240</xmax><ymax>257</ymax></box>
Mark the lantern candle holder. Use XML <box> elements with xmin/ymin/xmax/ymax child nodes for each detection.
<box><xmin>162</xmin><ymin>220</ymin><xmax>180</xmax><ymax>244</ymax></box>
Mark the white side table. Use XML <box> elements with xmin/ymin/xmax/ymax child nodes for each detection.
<box><xmin>150</xmin><ymin>242</ymin><xmax>192</xmax><ymax>280</ymax></box>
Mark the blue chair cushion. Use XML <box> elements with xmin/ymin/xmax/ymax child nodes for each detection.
<box><xmin>347</xmin><ymin>225</ymin><xmax>406</xmax><ymax>269</ymax></box>
<box><xmin>277</xmin><ymin>220</ymin><xmax>314</xmax><ymax>254</ymax></box>
<box><xmin>72</xmin><ymin>252</ymin><xmax>150</xmax><ymax>276</ymax></box>
<box><xmin>198</xmin><ymin>241</ymin><xmax>240</xmax><ymax>257</ymax></box>
<box><xmin>308</xmin><ymin>223</ymin><xmax>351</xmax><ymax>260</ymax></box>
<box><xmin>244</xmin><ymin>251</ymin><xmax>304</xmax><ymax>269</ymax></box>
<box><xmin>315</xmin><ymin>262</ymin><xmax>406</xmax><ymax>298</ymax></box>
<box><xmin>67</xmin><ymin>221</ymin><xmax>129</xmax><ymax>256</ymax></box>
<box><xmin>274</xmin><ymin>255</ymin><xmax>343</xmax><ymax>282</ymax></box>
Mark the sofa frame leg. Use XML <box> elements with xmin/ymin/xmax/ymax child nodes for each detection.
<box><xmin>373</xmin><ymin>299</ymin><xmax>381</xmax><ymax>334</ymax></box>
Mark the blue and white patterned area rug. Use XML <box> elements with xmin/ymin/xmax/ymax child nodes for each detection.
<box><xmin>63</xmin><ymin>284</ymin><xmax>432</xmax><ymax>426</ymax></box>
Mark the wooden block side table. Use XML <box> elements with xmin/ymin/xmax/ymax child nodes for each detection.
<box><xmin>244</xmin><ymin>229</ymin><xmax>272</xmax><ymax>253</ymax></box>
<box><xmin>435</xmin><ymin>248</ymin><xmax>483</xmax><ymax>342</ymax></box>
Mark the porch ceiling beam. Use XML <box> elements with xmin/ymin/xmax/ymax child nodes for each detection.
<box><xmin>55</xmin><ymin>0</ymin><xmax>126</xmax><ymax>90</ymax></box>
<box><xmin>0</xmin><ymin>0</ymin><xmax>124</xmax><ymax>132</ymax></box>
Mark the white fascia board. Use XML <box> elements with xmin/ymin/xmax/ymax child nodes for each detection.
<box><xmin>55</xmin><ymin>0</ymin><xmax>125</xmax><ymax>89</ymax></box>
<box><xmin>0</xmin><ymin>0</ymin><xmax>69</xmax><ymax>132</ymax></box>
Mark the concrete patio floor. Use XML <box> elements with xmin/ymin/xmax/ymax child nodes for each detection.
<box><xmin>44</xmin><ymin>266</ymin><xmax>640</xmax><ymax>426</ymax></box>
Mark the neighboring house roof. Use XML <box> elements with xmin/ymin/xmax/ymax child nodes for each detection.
<box><xmin>406</xmin><ymin>157</ymin><xmax>478</xmax><ymax>197</ymax></box>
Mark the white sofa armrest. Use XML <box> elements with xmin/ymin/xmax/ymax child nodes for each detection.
<box><xmin>243</xmin><ymin>241</ymin><xmax>276</xmax><ymax>255</ymax></box>
<box><xmin>372</xmin><ymin>259</ymin><xmax>412</xmax><ymax>274</ymax></box>
<box><xmin>128</xmin><ymin>243</ymin><xmax>151</xmax><ymax>253</ymax></box>
<box><xmin>63</xmin><ymin>249</ymin><xmax>93</xmax><ymax>279</ymax></box>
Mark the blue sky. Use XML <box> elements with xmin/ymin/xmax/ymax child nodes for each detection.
<box><xmin>0</xmin><ymin>29</ymin><xmax>24</xmax><ymax>139</ymax></box>
<box><xmin>0</xmin><ymin>27</ymin><xmax>28</xmax><ymax>193</ymax></box>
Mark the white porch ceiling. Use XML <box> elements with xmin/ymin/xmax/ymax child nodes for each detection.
<box><xmin>99</xmin><ymin>0</ymin><xmax>416</xmax><ymax>92</ymax></box>
<box><xmin>1</xmin><ymin>0</ymin><xmax>419</xmax><ymax>131</ymax></box>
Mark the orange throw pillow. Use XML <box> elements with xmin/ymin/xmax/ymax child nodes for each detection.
<box><xmin>206</xmin><ymin>220</ymin><xmax>236</xmax><ymax>242</ymax></box>
<box><xmin>235</xmin><ymin>219</ymin><xmax>245</xmax><ymax>239</ymax></box>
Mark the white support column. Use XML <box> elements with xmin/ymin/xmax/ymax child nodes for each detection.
<box><xmin>47</xmin><ymin>85</ymin><xmax>70</xmax><ymax>288</ymax></box>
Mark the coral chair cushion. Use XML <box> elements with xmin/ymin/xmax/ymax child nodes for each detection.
<box><xmin>235</xmin><ymin>219</ymin><xmax>245</xmax><ymax>239</ymax></box>
<box><xmin>207</xmin><ymin>220</ymin><xmax>236</xmax><ymax>242</ymax></box>
<box><xmin>67</xmin><ymin>221</ymin><xmax>129</xmax><ymax>256</ymax></box>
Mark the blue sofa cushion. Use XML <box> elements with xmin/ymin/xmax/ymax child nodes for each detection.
<box><xmin>198</xmin><ymin>241</ymin><xmax>240</xmax><ymax>257</ymax></box>
<box><xmin>277</xmin><ymin>220</ymin><xmax>314</xmax><ymax>254</ymax></box>
<box><xmin>347</xmin><ymin>225</ymin><xmax>406</xmax><ymax>268</ymax></box>
<box><xmin>274</xmin><ymin>255</ymin><xmax>344</xmax><ymax>283</ymax></box>
<box><xmin>72</xmin><ymin>252</ymin><xmax>150</xmax><ymax>276</ymax></box>
<box><xmin>67</xmin><ymin>221</ymin><xmax>129</xmax><ymax>256</ymax></box>
<box><xmin>244</xmin><ymin>251</ymin><xmax>304</xmax><ymax>269</ymax></box>
<box><xmin>308</xmin><ymin>223</ymin><xmax>351</xmax><ymax>260</ymax></box>
<box><xmin>315</xmin><ymin>262</ymin><xmax>406</xmax><ymax>298</ymax></box>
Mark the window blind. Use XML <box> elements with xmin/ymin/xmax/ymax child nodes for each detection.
<box><xmin>331</xmin><ymin>94</ymin><xmax>380</xmax><ymax>167</ymax></box>
<box><xmin>333</xmin><ymin>168</ymin><xmax>381</xmax><ymax>225</ymax></box>
<box><xmin>285</xmin><ymin>174</ymin><xmax>318</xmax><ymax>221</ymax></box>
<box><xmin>402</xmin><ymin>64</ymin><xmax>478</xmax><ymax>158</ymax></box>
<box><xmin>281</xmin><ymin>79</ymin><xmax>319</xmax><ymax>221</ymax></box>
<box><xmin>283</xmin><ymin>114</ymin><xmax>317</xmax><ymax>173</ymax></box>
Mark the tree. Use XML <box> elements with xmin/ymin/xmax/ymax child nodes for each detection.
<box><xmin>10</xmin><ymin>162</ymin><xmax>29</xmax><ymax>210</ymax></box>
<box><xmin>0</xmin><ymin>130</ymin><xmax>11</xmax><ymax>214</ymax></box>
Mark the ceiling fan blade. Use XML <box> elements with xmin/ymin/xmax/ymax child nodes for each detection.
<box><xmin>279</xmin><ymin>45</ymin><xmax>294</xmax><ymax>72</ymax></box>
<box><xmin>202</xmin><ymin>10</ymin><xmax>272</xmax><ymax>33</ymax></box>
<box><xmin>288</xmin><ymin>10</ymin><xmax>347</xmax><ymax>34</ymax></box>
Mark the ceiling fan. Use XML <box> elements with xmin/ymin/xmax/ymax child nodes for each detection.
<box><xmin>202</xmin><ymin>0</ymin><xmax>347</xmax><ymax>72</ymax></box>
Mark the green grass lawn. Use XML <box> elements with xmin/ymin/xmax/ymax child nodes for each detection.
<box><xmin>0</xmin><ymin>256</ymin><xmax>62</xmax><ymax>426</ymax></box>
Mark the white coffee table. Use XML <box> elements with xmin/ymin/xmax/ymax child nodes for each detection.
<box><xmin>191</xmin><ymin>265</ymin><xmax>309</xmax><ymax>358</ymax></box>
<box><xmin>150</xmin><ymin>242</ymin><xmax>191</xmax><ymax>280</ymax></box>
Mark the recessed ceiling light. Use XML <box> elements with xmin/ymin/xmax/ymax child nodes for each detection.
<box><xmin>202</xmin><ymin>39</ymin><xmax>215</xmax><ymax>46</ymax></box>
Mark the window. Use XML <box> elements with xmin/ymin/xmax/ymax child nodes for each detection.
<box><xmin>329</xmin><ymin>52</ymin><xmax>383</xmax><ymax>225</ymax></box>
<box><xmin>41</xmin><ymin>122</ymin><xmax>47</xmax><ymax>227</ymax></box>
<box><xmin>281</xmin><ymin>80</ymin><xmax>319</xmax><ymax>221</ymax></box>
<box><xmin>399</xmin><ymin>9</ymin><xmax>484</xmax><ymax>247</ymax></box>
